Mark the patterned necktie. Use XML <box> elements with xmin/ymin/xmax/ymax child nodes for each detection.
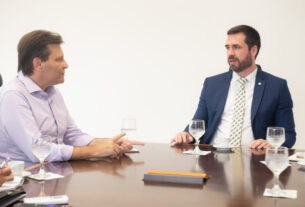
<box><xmin>230</xmin><ymin>77</ymin><xmax>247</xmax><ymax>147</ymax></box>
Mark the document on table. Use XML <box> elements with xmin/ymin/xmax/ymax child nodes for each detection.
<box><xmin>0</xmin><ymin>176</ymin><xmax>24</xmax><ymax>192</ymax></box>
<box><xmin>28</xmin><ymin>172</ymin><xmax>64</xmax><ymax>181</ymax></box>
<box><xmin>183</xmin><ymin>150</ymin><xmax>211</xmax><ymax>156</ymax></box>
<box><xmin>289</xmin><ymin>152</ymin><xmax>305</xmax><ymax>162</ymax></box>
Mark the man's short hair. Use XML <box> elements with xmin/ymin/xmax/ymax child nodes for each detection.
<box><xmin>227</xmin><ymin>25</ymin><xmax>261</xmax><ymax>59</ymax></box>
<box><xmin>17</xmin><ymin>30</ymin><xmax>63</xmax><ymax>76</ymax></box>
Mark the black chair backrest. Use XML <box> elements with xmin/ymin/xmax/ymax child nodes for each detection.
<box><xmin>0</xmin><ymin>74</ymin><xmax>2</xmax><ymax>87</ymax></box>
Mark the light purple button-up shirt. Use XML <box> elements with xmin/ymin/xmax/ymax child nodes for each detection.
<box><xmin>0</xmin><ymin>72</ymin><xmax>93</xmax><ymax>162</ymax></box>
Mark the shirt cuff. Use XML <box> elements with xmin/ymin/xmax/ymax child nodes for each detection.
<box><xmin>47</xmin><ymin>144</ymin><xmax>74</xmax><ymax>162</ymax></box>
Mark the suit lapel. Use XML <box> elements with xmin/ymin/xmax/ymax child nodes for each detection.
<box><xmin>251</xmin><ymin>66</ymin><xmax>265</xmax><ymax>123</ymax></box>
<box><xmin>215</xmin><ymin>71</ymin><xmax>232</xmax><ymax>119</ymax></box>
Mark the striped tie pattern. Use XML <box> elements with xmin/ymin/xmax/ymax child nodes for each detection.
<box><xmin>230</xmin><ymin>78</ymin><xmax>247</xmax><ymax>147</ymax></box>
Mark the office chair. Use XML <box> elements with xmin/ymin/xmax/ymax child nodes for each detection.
<box><xmin>0</xmin><ymin>74</ymin><xmax>2</xmax><ymax>87</ymax></box>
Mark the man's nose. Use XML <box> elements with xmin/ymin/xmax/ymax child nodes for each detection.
<box><xmin>63</xmin><ymin>60</ymin><xmax>69</xmax><ymax>69</ymax></box>
<box><xmin>227</xmin><ymin>48</ymin><xmax>235</xmax><ymax>57</ymax></box>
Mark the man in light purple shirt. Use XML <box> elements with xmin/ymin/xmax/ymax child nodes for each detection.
<box><xmin>0</xmin><ymin>30</ymin><xmax>144</xmax><ymax>162</ymax></box>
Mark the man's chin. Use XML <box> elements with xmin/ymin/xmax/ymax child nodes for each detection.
<box><xmin>229</xmin><ymin>64</ymin><xmax>240</xmax><ymax>71</ymax></box>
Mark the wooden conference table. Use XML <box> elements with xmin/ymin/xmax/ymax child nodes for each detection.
<box><xmin>23</xmin><ymin>143</ymin><xmax>305</xmax><ymax>207</ymax></box>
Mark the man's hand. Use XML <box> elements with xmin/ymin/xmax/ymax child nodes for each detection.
<box><xmin>73</xmin><ymin>134</ymin><xmax>125</xmax><ymax>160</ymax></box>
<box><xmin>170</xmin><ymin>132</ymin><xmax>194</xmax><ymax>144</ymax></box>
<box><xmin>250</xmin><ymin>148</ymin><xmax>267</xmax><ymax>155</ymax></box>
<box><xmin>116</xmin><ymin>137</ymin><xmax>145</xmax><ymax>153</ymax></box>
<box><xmin>0</xmin><ymin>166</ymin><xmax>14</xmax><ymax>187</ymax></box>
<box><xmin>88</xmin><ymin>133</ymin><xmax>145</xmax><ymax>158</ymax></box>
<box><xmin>250</xmin><ymin>139</ymin><xmax>270</xmax><ymax>150</ymax></box>
<box><xmin>91</xmin><ymin>133</ymin><xmax>127</xmax><ymax>158</ymax></box>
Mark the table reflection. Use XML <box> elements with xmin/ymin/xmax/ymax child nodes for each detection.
<box><xmin>170</xmin><ymin>144</ymin><xmax>292</xmax><ymax>206</ymax></box>
<box><xmin>23</xmin><ymin>155</ymin><xmax>144</xmax><ymax>197</ymax></box>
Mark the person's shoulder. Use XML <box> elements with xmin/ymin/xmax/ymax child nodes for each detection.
<box><xmin>0</xmin><ymin>77</ymin><xmax>27</xmax><ymax>97</ymax></box>
<box><xmin>205</xmin><ymin>70</ymin><xmax>231</xmax><ymax>82</ymax></box>
<box><xmin>259</xmin><ymin>69</ymin><xmax>287</xmax><ymax>83</ymax></box>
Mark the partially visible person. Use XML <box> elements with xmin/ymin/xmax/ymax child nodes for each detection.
<box><xmin>171</xmin><ymin>25</ymin><xmax>296</xmax><ymax>149</ymax></box>
<box><xmin>0</xmin><ymin>73</ymin><xmax>3</xmax><ymax>87</ymax></box>
<box><xmin>0</xmin><ymin>166</ymin><xmax>14</xmax><ymax>186</ymax></box>
<box><xmin>0</xmin><ymin>30</ymin><xmax>144</xmax><ymax>162</ymax></box>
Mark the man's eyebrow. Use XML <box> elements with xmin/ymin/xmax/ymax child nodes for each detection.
<box><xmin>55</xmin><ymin>55</ymin><xmax>64</xmax><ymax>60</ymax></box>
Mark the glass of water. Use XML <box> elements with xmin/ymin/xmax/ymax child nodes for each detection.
<box><xmin>265</xmin><ymin>146</ymin><xmax>289</xmax><ymax>196</ymax></box>
<box><xmin>189</xmin><ymin>120</ymin><xmax>205</xmax><ymax>154</ymax></box>
<box><xmin>121</xmin><ymin>118</ymin><xmax>136</xmax><ymax>139</ymax></box>
<box><xmin>32</xmin><ymin>135</ymin><xmax>55</xmax><ymax>178</ymax></box>
<box><xmin>266</xmin><ymin>127</ymin><xmax>285</xmax><ymax>147</ymax></box>
<box><xmin>121</xmin><ymin>118</ymin><xmax>138</xmax><ymax>152</ymax></box>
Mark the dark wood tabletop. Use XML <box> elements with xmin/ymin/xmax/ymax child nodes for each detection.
<box><xmin>22</xmin><ymin>143</ymin><xmax>305</xmax><ymax>207</ymax></box>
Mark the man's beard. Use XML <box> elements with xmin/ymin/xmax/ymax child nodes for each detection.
<box><xmin>228</xmin><ymin>52</ymin><xmax>253</xmax><ymax>73</ymax></box>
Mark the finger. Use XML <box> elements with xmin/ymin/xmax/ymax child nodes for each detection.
<box><xmin>100</xmin><ymin>157</ymin><xmax>114</xmax><ymax>163</ymax></box>
<box><xmin>117</xmin><ymin>145</ymin><xmax>126</xmax><ymax>156</ymax></box>
<box><xmin>120</xmin><ymin>142</ymin><xmax>133</xmax><ymax>152</ymax></box>
<box><xmin>263</xmin><ymin>141</ymin><xmax>271</xmax><ymax>148</ymax></box>
<box><xmin>254</xmin><ymin>139</ymin><xmax>269</xmax><ymax>149</ymax></box>
<box><xmin>112</xmin><ymin>144</ymin><xmax>123</xmax><ymax>156</ymax></box>
<box><xmin>6</xmin><ymin>173</ymin><xmax>14</xmax><ymax>182</ymax></box>
<box><xmin>250</xmin><ymin>141</ymin><xmax>260</xmax><ymax>149</ymax></box>
<box><xmin>176</xmin><ymin>134</ymin><xmax>182</xmax><ymax>144</ymax></box>
<box><xmin>186</xmin><ymin>133</ymin><xmax>194</xmax><ymax>143</ymax></box>
<box><xmin>254</xmin><ymin>140</ymin><xmax>267</xmax><ymax>150</ymax></box>
<box><xmin>127</xmin><ymin>140</ymin><xmax>145</xmax><ymax>146</ymax></box>
<box><xmin>1</xmin><ymin>166</ymin><xmax>12</xmax><ymax>176</ymax></box>
<box><xmin>256</xmin><ymin>142</ymin><xmax>265</xmax><ymax>150</ymax></box>
<box><xmin>170</xmin><ymin>137</ymin><xmax>176</xmax><ymax>143</ymax></box>
<box><xmin>181</xmin><ymin>134</ymin><xmax>186</xmax><ymax>143</ymax></box>
<box><xmin>112</xmin><ymin>133</ymin><xmax>126</xmax><ymax>143</ymax></box>
<box><xmin>261</xmin><ymin>141</ymin><xmax>270</xmax><ymax>149</ymax></box>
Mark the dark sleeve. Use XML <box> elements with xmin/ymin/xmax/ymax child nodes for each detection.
<box><xmin>276</xmin><ymin>80</ymin><xmax>296</xmax><ymax>148</ymax></box>
<box><xmin>184</xmin><ymin>79</ymin><xmax>209</xmax><ymax>143</ymax></box>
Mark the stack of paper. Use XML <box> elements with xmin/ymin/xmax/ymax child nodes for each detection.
<box><xmin>0</xmin><ymin>177</ymin><xmax>24</xmax><ymax>192</ymax></box>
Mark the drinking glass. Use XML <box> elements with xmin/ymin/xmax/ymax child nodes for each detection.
<box><xmin>121</xmin><ymin>118</ymin><xmax>138</xmax><ymax>152</ymax></box>
<box><xmin>266</xmin><ymin>127</ymin><xmax>285</xmax><ymax>147</ymax></box>
<box><xmin>189</xmin><ymin>120</ymin><xmax>205</xmax><ymax>154</ymax></box>
<box><xmin>121</xmin><ymin>118</ymin><xmax>136</xmax><ymax>139</ymax></box>
<box><xmin>31</xmin><ymin>136</ymin><xmax>55</xmax><ymax>178</ymax></box>
<box><xmin>265</xmin><ymin>146</ymin><xmax>289</xmax><ymax>196</ymax></box>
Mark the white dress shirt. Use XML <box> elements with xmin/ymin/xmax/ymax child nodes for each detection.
<box><xmin>211</xmin><ymin>68</ymin><xmax>257</xmax><ymax>146</ymax></box>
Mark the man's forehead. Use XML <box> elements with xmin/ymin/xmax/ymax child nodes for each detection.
<box><xmin>47</xmin><ymin>44</ymin><xmax>62</xmax><ymax>50</ymax></box>
<box><xmin>47</xmin><ymin>44</ymin><xmax>63</xmax><ymax>55</ymax></box>
<box><xmin>226</xmin><ymin>33</ymin><xmax>246</xmax><ymax>44</ymax></box>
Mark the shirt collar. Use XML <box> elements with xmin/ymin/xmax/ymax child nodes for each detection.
<box><xmin>232</xmin><ymin>67</ymin><xmax>257</xmax><ymax>83</ymax></box>
<box><xmin>17</xmin><ymin>71</ymin><xmax>56</xmax><ymax>96</ymax></box>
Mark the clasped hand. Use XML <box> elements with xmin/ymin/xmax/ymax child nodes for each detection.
<box><xmin>89</xmin><ymin>133</ymin><xmax>145</xmax><ymax>159</ymax></box>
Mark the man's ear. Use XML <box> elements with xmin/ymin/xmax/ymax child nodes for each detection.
<box><xmin>33</xmin><ymin>57</ymin><xmax>43</xmax><ymax>72</ymax></box>
<box><xmin>251</xmin><ymin>45</ymin><xmax>258</xmax><ymax>58</ymax></box>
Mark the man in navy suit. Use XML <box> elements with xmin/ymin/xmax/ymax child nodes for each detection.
<box><xmin>171</xmin><ymin>25</ymin><xmax>296</xmax><ymax>149</ymax></box>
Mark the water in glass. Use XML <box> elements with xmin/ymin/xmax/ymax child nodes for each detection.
<box><xmin>266</xmin><ymin>127</ymin><xmax>285</xmax><ymax>147</ymax></box>
<box><xmin>265</xmin><ymin>146</ymin><xmax>289</xmax><ymax>195</ymax></box>
<box><xmin>189</xmin><ymin>120</ymin><xmax>205</xmax><ymax>154</ymax></box>
<box><xmin>31</xmin><ymin>135</ymin><xmax>55</xmax><ymax>178</ymax></box>
<box><xmin>32</xmin><ymin>145</ymin><xmax>52</xmax><ymax>163</ymax></box>
<box><xmin>121</xmin><ymin>118</ymin><xmax>136</xmax><ymax>139</ymax></box>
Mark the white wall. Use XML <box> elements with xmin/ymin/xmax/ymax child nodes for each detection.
<box><xmin>1</xmin><ymin>0</ymin><xmax>305</xmax><ymax>148</ymax></box>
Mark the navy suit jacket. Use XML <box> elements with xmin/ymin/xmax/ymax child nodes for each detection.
<box><xmin>186</xmin><ymin>65</ymin><xmax>296</xmax><ymax>148</ymax></box>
